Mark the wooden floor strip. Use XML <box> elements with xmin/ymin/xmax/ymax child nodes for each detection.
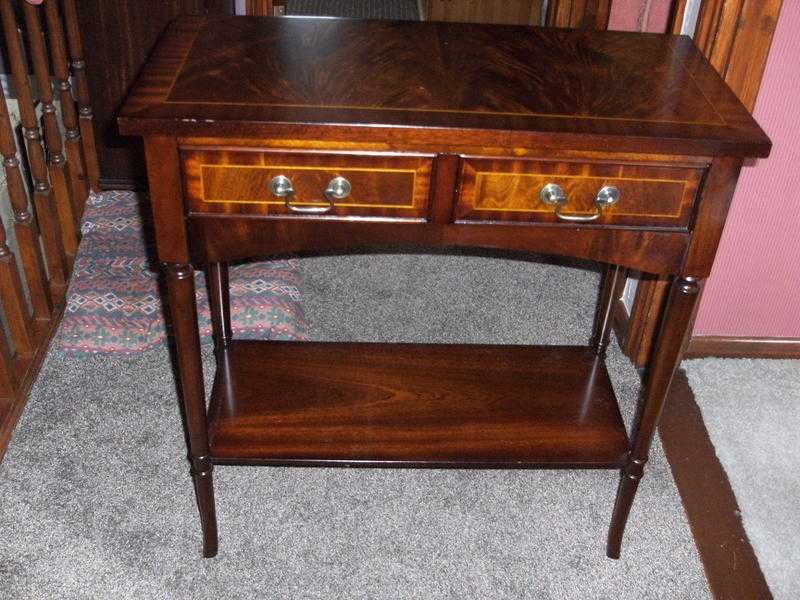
<box><xmin>660</xmin><ymin>369</ymin><xmax>773</xmax><ymax>599</ymax></box>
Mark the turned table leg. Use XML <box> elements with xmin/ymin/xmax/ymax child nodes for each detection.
<box><xmin>207</xmin><ymin>262</ymin><xmax>232</xmax><ymax>351</ymax></box>
<box><xmin>165</xmin><ymin>263</ymin><xmax>219</xmax><ymax>558</ymax></box>
<box><xmin>592</xmin><ymin>264</ymin><xmax>625</xmax><ymax>356</ymax></box>
<box><xmin>606</xmin><ymin>275</ymin><xmax>700</xmax><ymax>558</ymax></box>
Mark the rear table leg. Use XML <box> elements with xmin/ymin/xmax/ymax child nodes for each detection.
<box><xmin>592</xmin><ymin>263</ymin><xmax>625</xmax><ymax>356</ymax></box>
<box><xmin>207</xmin><ymin>262</ymin><xmax>232</xmax><ymax>351</ymax></box>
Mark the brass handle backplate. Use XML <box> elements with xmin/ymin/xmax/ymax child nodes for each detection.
<box><xmin>270</xmin><ymin>175</ymin><xmax>352</xmax><ymax>214</ymax></box>
<box><xmin>539</xmin><ymin>183</ymin><xmax>620</xmax><ymax>222</ymax></box>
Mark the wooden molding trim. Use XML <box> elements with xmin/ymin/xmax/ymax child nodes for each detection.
<box><xmin>99</xmin><ymin>176</ymin><xmax>147</xmax><ymax>192</ymax></box>
<box><xmin>685</xmin><ymin>336</ymin><xmax>800</xmax><ymax>359</ymax></box>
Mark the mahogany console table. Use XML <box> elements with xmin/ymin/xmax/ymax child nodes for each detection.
<box><xmin>119</xmin><ymin>16</ymin><xmax>769</xmax><ymax>558</ymax></box>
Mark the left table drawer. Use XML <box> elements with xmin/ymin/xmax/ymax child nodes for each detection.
<box><xmin>182</xmin><ymin>148</ymin><xmax>434</xmax><ymax>220</ymax></box>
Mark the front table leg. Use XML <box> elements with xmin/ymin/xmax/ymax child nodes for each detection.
<box><xmin>606</xmin><ymin>275</ymin><xmax>700</xmax><ymax>558</ymax></box>
<box><xmin>164</xmin><ymin>262</ymin><xmax>219</xmax><ymax>558</ymax></box>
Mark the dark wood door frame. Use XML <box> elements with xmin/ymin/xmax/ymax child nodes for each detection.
<box><xmin>617</xmin><ymin>0</ymin><xmax>784</xmax><ymax>365</ymax></box>
<box><xmin>547</xmin><ymin>0</ymin><xmax>612</xmax><ymax>28</ymax></box>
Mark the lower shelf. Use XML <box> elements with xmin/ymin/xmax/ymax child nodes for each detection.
<box><xmin>207</xmin><ymin>341</ymin><xmax>630</xmax><ymax>468</ymax></box>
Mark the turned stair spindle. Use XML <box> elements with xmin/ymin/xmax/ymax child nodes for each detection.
<box><xmin>22</xmin><ymin>0</ymin><xmax>79</xmax><ymax>258</ymax></box>
<box><xmin>44</xmin><ymin>0</ymin><xmax>89</xmax><ymax>223</ymax></box>
<box><xmin>0</xmin><ymin>1</ymin><xmax>68</xmax><ymax>292</ymax></box>
<box><xmin>0</xmin><ymin>210</ymin><xmax>37</xmax><ymax>358</ymax></box>
<box><xmin>0</xmin><ymin>85</ymin><xmax>52</xmax><ymax>323</ymax></box>
<box><xmin>61</xmin><ymin>0</ymin><xmax>101</xmax><ymax>192</ymax></box>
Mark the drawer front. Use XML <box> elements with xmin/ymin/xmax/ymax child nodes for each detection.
<box><xmin>182</xmin><ymin>148</ymin><xmax>433</xmax><ymax>220</ymax></box>
<box><xmin>456</xmin><ymin>158</ymin><xmax>704</xmax><ymax>228</ymax></box>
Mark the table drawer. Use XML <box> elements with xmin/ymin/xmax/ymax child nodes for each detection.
<box><xmin>456</xmin><ymin>158</ymin><xmax>704</xmax><ymax>228</ymax></box>
<box><xmin>182</xmin><ymin>148</ymin><xmax>433</xmax><ymax>220</ymax></box>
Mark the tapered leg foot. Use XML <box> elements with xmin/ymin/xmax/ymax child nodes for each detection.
<box><xmin>191</xmin><ymin>455</ymin><xmax>218</xmax><ymax>558</ymax></box>
<box><xmin>606</xmin><ymin>458</ymin><xmax>645</xmax><ymax>558</ymax></box>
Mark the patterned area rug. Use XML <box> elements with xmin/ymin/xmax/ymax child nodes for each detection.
<box><xmin>58</xmin><ymin>191</ymin><xmax>307</xmax><ymax>354</ymax></box>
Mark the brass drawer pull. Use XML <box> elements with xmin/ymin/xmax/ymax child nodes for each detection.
<box><xmin>270</xmin><ymin>175</ymin><xmax>352</xmax><ymax>214</ymax></box>
<box><xmin>540</xmin><ymin>183</ymin><xmax>620</xmax><ymax>222</ymax></box>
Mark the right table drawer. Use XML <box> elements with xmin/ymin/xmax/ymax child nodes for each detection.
<box><xmin>456</xmin><ymin>158</ymin><xmax>705</xmax><ymax>228</ymax></box>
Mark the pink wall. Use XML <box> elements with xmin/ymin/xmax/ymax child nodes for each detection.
<box><xmin>609</xmin><ymin>1</ymin><xmax>798</xmax><ymax>338</ymax></box>
<box><xmin>693</xmin><ymin>2</ymin><xmax>800</xmax><ymax>337</ymax></box>
<box><xmin>608</xmin><ymin>0</ymin><xmax>672</xmax><ymax>33</ymax></box>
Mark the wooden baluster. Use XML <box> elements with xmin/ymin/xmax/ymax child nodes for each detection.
<box><xmin>0</xmin><ymin>1</ymin><xmax>67</xmax><ymax>294</ymax></box>
<box><xmin>61</xmin><ymin>0</ymin><xmax>101</xmax><ymax>192</ymax></box>
<box><xmin>0</xmin><ymin>85</ymin><xmax>52</xmax><ymax>322</ymax></box>
<box><xmin>0</xmin><ymin>215</ymin><xmax>37</xmax><ymax>358</ymax></box>
<box><xmin>21</xmin><ymin>0</ymin><xmax>78</xmax><ymax>259</ymax></box>
<box><xmin>44</xmin><ymin>0</ymin><xmax>88</xmax><ymax>224</ymax></box>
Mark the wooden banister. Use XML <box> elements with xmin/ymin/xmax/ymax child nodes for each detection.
<box><xmin>22</xmin><ymin>0</ymin><xmax>79</xmax><ymax>258</ymax></box>
<box><xmin>0</xmin><ymin>85</ymin><xmax>52</xmax><ymax>323</ymax></box>
<box><xmin>0</xmin><ymin>1</ymin><xmax>69</xmax><ymax>290</ymax></box>
<box><xmin>0</xmin><ymin>0</ymin><xmax>101</xmax><ymax>461</ymax></box>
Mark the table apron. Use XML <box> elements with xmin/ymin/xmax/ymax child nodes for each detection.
<box><xmin>186</xmin><ymin>215</ymin><xmax>689</xmax><ymax>276</ymax></box>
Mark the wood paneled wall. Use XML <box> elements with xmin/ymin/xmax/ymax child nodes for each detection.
<box><xmin>422</xmin><ymin>0</ymin><xmax>610</xmax><ymax>28</ymax></box>
<box><xmin>73</xmin><ymin>0</ymin><xmax>233</xmax><ymax>188</ymax></box>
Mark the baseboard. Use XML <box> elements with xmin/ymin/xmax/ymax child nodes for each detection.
<box><xmin>685</xmin><ymin>336</ymin><xmax>800</xmax><ymax>359</ymax></box>
<box><xmin>99</xmin><ymin>176</ymin><xmax>147</xmax><ymax>192</ymax></box>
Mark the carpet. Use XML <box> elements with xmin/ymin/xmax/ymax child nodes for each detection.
<box><xmin>0</xmin><ymin>252</ymin><xmax>711</xmax><ymax>599</ymax></box>
<box><xmin>684</xmin><ymin>357</ymin><xmax>800</xmax><ymax>600</ymax></box>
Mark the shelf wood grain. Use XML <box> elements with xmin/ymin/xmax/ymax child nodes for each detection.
<box><xmin>208</xmin><ymin>341</ymin><xmax>630</xmax><ymax>467</ymax></box>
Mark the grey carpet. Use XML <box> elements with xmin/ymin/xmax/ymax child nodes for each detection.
<box><xmin>684</xmin><ymin>357</ymin><xmax>800</xmax><ymax>600</ymax></box>
<box><xmin>0</xmin><ymin>252</ymin><xmax>710</xmax><ymax>599</ymax></box>
<box><xmin>287</xmin><ymin>0</ymin><xmax>419</xmax><ymax>19</ymax></box>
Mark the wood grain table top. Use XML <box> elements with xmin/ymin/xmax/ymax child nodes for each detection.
<box><xmin>118</xmin><ymin>16</ymin><xmax>770</xmax><ymax>158</ymax></box>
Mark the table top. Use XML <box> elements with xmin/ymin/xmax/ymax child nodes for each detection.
<box><xmin>119</xmin><ymin>16</ymin><xmax>769</xmax><ymax>157</ymax></box>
